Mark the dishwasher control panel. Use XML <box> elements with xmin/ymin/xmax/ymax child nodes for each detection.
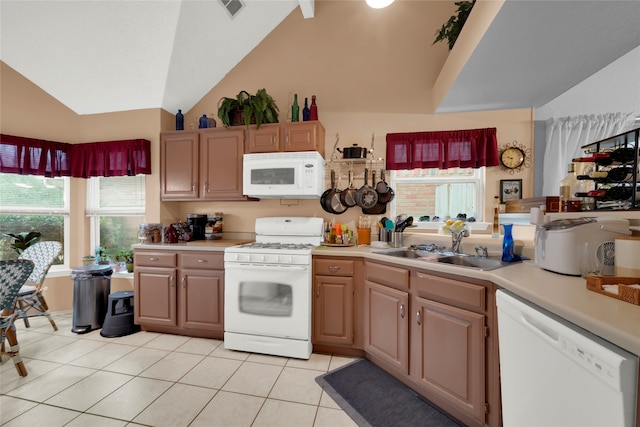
<box><xmin>560</xmin><ymin>336</ymin><xmax>619</xmax><ymax>390</ymax></box>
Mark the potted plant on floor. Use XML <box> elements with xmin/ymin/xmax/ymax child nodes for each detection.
<box><xmin>217</xmin><ymin>88</ymin><xmax>279</xmax><ymax>129</ymax></box>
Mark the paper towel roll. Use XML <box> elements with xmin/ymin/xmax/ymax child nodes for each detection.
<box><xmin>614</xmin><ymin>236</ymin><xmax>640</xmax><ymax>276</ymax></box>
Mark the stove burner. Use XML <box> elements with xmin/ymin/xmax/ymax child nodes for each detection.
<box><xmin>238</xmin><ymin>242</ymin><xmax>316</xmax><ymax>251</ymax></box>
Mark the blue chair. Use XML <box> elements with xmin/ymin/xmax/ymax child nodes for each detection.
<box><xmin>1</xmin><ymin>259</ymin><xmax>35</xmax><ymax>377</ymax></box>
<box><xmin>16</xmin><ymin>241</ymin><xmax>62</xmax><ymax>331</ymax></box>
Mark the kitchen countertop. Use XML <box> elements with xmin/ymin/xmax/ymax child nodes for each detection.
<box><xmin>314</xmin><ymin>244</ymin><xmax>640</xmax><ymax>356</ymax></box>
<box><xmin>132</xmin><ymin>239</ymin><xmax>252</xmax><ymax>252</ymax></box>
<box><xmin>133</xmin><ymin>238</ymin><xmax>640</xmax><ymax>355</ymax></box>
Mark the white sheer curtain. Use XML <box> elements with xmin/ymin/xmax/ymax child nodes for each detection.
<box><xmin>542</xmin><ymin>113</ymin><xmax>636</xmax><ymax>196</ymax></box>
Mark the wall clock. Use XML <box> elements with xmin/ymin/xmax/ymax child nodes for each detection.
<box><xmin>499</xmin><ymin>141</ymin><xmax>531</xmax><ymax>174</ymax></box>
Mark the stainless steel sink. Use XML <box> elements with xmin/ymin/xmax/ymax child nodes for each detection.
<box><xmin>373</xmin><ymin>248</ymin><xmax>516</xmax><ymax>271</ymax></box>
<box><xmin>434</xmin><ymin>255</ymin><xmax>509</xmax><ymax>271</ymax></box>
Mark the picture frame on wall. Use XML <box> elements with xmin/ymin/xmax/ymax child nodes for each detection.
<box><xmin>500</xmin><ymin>179</ymin><xmax>522</xmax><ymax>203</ymax></box>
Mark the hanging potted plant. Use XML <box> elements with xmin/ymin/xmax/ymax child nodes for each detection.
<box><xmin>433</xmin><ymin>0</ymin><xmax>476</xmax><ymax>50</ymax></box>
<box><xmin>217</xmin><ymin>88</ymin><xmax>279</xmax><ymax>129</ymax></box>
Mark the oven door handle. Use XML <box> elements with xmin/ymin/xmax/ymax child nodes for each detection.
<box><xmin>225</xmin><ymin>263</ymin><xmax>309</xmax><ymax>272</ymax></box>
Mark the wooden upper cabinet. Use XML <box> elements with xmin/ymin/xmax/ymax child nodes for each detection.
<box><xmin>199</xmin><ymin>128</ymin><xmax>246</xmax><ymax>200</ymax></box>
<box><xmin>246</xmin><ymin>123</ymin><xmax>281</xmax><ymax>153</ymax></box>
<box><xmin>282</xmin><ymin>121</ymin><xmax>325</xmax><ymax>155</ymax></box>
<box><xmin>160</xmin><ymin>131</ymin><xmax>199</xmax><ymax>200</ymax></box>
<box><xmin>245</xmin><ymin>121</ymin><xmax>325</xmax><ymax>157</ymax></box>
<box><xmin>160</xmin><ymin>128</ymin><xmax>247</xmax><ymax>201</ymax></box>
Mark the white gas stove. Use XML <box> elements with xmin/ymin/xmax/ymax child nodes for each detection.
<box><xmin>223</xmin><ymin>217</ymin><xmax>324</xmax><ymax>359</ymax></box>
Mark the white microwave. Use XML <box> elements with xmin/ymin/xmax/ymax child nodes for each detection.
<box><xmin>243</xmin><ymin>151</ymin><xmax>325</xmax><ymax>199</ymax></box>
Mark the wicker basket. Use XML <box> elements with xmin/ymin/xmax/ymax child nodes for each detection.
<box><xmin>586</xmin><ymin>276</ymin><xmax>640</xmax><ymax>305</ymax></box>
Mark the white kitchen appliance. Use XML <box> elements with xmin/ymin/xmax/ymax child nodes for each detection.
<box><xmin>496</xmin><ymin>290</ymin><xmax>638</xmax><ymax>427</ymax></box>
<box><xmin>535</xmin><ymin>216</ymin><xmax>631</xmax><ymax>275</ymax></box>
<box><xmin>242</xmin><ymin>151</ymin><xmax>325</xmax><ymax>199</ymax></box>
<box><xmin>224</xmin><ymin>217</ymin><xmax>324</xmax><ymax>359</ymax></box>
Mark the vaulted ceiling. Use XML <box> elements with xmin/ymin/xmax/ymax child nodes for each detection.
<box><xmin>1</xmin><ymin>0</ymin><xmax>638</xmax><ymax>116</ymax></box>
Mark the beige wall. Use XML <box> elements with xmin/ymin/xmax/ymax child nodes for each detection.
<box><xmin>0</xmin><ymin>1</ymin><xmax>535</xmax><ymax>310</ymax></box>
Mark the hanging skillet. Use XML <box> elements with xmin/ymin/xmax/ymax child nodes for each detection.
<box><xmin>340</xmin><ymin>169</ymin><xmax>358</xmax><ymax>208</ymax></box>
<box><xmin>356</xmin><ymin>168</ymin><xmax>378</xmax><ymax>209</ymax></box>
<box><xmin>362</xmin><ymin>170</ymin><xmax>387</xmax><ymax>215</ymax></box>
<box><xmin>327</xmin><ymin>171</ymin><xmax>348</xmax><ymax>214</ymax></box>
<box><xmin>320</xmin><ymin>170</ymin><xmax>336</xmax><ymax>214</ymax></box>
<box><xmin>321</xmin><ymin>170</ymin><xmax>346</xmax><ymax>214</ymax></box>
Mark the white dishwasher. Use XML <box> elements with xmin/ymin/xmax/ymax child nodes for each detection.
<box><xmin>496</xmin><ymin>290</ymin><xmax>638</xmax><ymax>427</ymax></box>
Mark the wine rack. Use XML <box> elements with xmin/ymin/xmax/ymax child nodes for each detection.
<box><xmin>576</xmin><ymin>127</ymin><xmax>639</xmax><ymax>210</ymax></box>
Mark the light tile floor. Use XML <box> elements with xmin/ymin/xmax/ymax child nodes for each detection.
<box><xmin>1</xmin><ymin>312</ymin><xmax>358</xmax><ymax>426</ymax></box>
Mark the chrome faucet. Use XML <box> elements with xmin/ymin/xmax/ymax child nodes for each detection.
<box><xmin>451</xmin><ymin>230</ymin><xmax>470</xmax><ymax>254</ymax></box>
<box><xmin>474</xmin><ymin>246</ymin><xmax>489</xmax><ymax>257</ymax></box>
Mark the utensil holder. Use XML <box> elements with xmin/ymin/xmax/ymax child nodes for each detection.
<box><xmin>379</xmin><ymin>229</ymin><xmax>390</xmax><ymax>242</ymax></box>
<box><xmin>391</xmin><ymin>232</ymin><xmax>403</xmax><ymax>248</ymax></box>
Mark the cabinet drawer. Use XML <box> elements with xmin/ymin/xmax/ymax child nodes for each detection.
<box><xmin>365</xmin><ymin>261</ymin><xmax>409</xmax><ymax>291</ymax></box>
<box><xmin>180</xmin><ymin>252</ymin><xmax>224</xmax><ymax>270</ymax></box>
<box><xmin>412</xmin><ymin>271</ymin><xmax>485</xmax><ymax>311</ymax></box>
<box><xmin>314</xmin><ymin>258</ymin><xmax>354</xmax><ymax>276</ymax></box>
<box><xmin>135</xmin><ymin>251</ymin><xmax>177</xmax><ymax>268</ymax></box>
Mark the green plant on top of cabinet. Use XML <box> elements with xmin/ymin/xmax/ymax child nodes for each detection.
<box><xmin>160</xmin><ymin>127</ymin><xmax>247</xmax><ymax>201</ymax></box>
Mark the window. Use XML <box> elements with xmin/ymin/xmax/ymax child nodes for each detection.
<box><xmin>390</xmin><ymin>167</ymin><xmax>485</xmax><ymax>223</ymax></box>
<box><xmin>87</xmin><ymin>176</ymin><xmax>145</xmax><ymax>261</ymax></box>
<box><xmin>0</xmin><ymin>173</ymin><xmax>69</xmax><ymax>266</ymax></box>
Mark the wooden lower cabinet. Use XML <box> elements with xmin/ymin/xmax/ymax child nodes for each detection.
<box><xmin>312</xmin><ymin>256</ymin><xmax>363</xmax><ymax>355</ymax></box>
<box><xmin>411</xmin><ymin>296</ymin><xmax>486</xmax><ymax>425</ymax></box>
<box><xmin>134</xmin><ymin>249</ymin><xmax>224</xmax><ymax>338</ymax></box>
<box><xmin>364</xmin><ymin>280</ymin><xmax>409</xmax><ymax>375</ymax></box>
<box><xmin>363</xmin><ymin>260</ymin><xmax>499</xmax><ymax>427</ymax></box>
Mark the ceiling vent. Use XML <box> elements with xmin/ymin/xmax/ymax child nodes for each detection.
<box><xmin>219</xmin><ymin>0</ymin><xmax>244</xmax><ymax>18</ymax></box>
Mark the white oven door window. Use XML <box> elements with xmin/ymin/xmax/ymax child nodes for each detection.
<box><xmin>225</xmin><ymin>264</ymin><xmax>310</xmax><ymax>340</ymax></box>
<box><xmin>239</xmin><ymin>281</ymin><xmax>292</xmax><ymax>316</ymax></box>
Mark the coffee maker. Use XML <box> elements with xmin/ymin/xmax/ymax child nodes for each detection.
<box><xmin>186</xmin><ymin>213</ymin><xmax>207</xmax><ymax>241</ymax></box>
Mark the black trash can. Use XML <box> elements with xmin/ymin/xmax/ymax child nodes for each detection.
<box><xmin>70</xmin><ymin>265</ymin><xmax>112</xmax><ymax>333</ymax></box>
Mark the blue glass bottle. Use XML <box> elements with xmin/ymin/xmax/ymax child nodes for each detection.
<box><xmin>199</xmin><ymin>114</ymin><xmax>208</xmax><ymax>128</ymax></box>
<box><xmin>302</xmin><ymin>97</ymin><xmax>310</xmax><ymax>121</ymax></box>
<box><xmin>501</xmin><ymin>223</ymin><xmax>519</xmax><ymax>262</ymax></box>
<box><xmin>176</xmin><ymin>110</ymin><xmax>184</xmax><ymax>130</ymax></box>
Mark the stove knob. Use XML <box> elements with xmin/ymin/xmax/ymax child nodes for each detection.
<box><xmin>265</xmin><ymin>254</ymin><xmax>279</xmax><ymax>264</ymax></box>
<box><xmin>280</xmin><ymin>255</ymin><xmax>293</xmax><ymax>264</ymax></box>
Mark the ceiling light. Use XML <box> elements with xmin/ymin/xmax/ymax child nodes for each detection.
<box><xmin>366</xmin><ymin>0</ymin><xmax>395</xmax><ymax>9</ymax></box>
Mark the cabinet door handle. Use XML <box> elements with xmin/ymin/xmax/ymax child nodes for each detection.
<box><xmin>400</xmin><ymin>304</ymin><xmax>405</xmax><ymax>318</ymax></box>
<box><xmin>170</xmin><ymin>276</ymin><xmax>174</xmax><ymax>287</ymax></box>
<box><xmin>316</xmin><ymin>284</ymin><xmax>320</xmax><ymax>297</ymax></box>
<box><xmin>198</xmin><ymin>259</ymin><xmax>207</xmax><ymax>263</ymax></box>
<box><xmin>149</xmin><ymin>257</ymin><xmax>158</xmax><ymax>261</ymax></box>
<box><xmin>416</xmin><ymin>311</ymin><xmax>421</xmax><ymax>325</ymax></box>
<box><xmin>328</xmin><ymin>265</ymin><xmax>340</xmax><ymax>272</ymax></box>
<box><xmin>203</xmin><ymin>183</ymin><xmax>209</xmax><ymax>193</ymax></box>
<box><xmin>285</xmin><ymin>135</ymin><xmax>289</xmax><ymax>145</ymax></box>
<box><xmin>181</xmin><ymin>276</ymin><xmax>186</xmax><ymax>288</ymax></box>
<box><xmin>192</xmin><ymin>184</ymin><xmax>196</xmax><ymax>192</ymax></box>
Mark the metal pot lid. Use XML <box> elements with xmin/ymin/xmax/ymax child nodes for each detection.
<box><xmin>540</xmin><ymin>217</ymin><xmax>596</xmax><ymax>230</ymax></box>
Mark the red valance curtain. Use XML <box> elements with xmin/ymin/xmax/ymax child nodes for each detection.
<box><xmin>385</xmin><ymin>127</ymin><xmax>500</xmax><ymax>170</ymax></box>
<box><xmin>0</xmin><ymin>134</ymin><xmax>151</xmax><ymax>178</ymax></box>
<box><xmin>71</xmin><ymin>139</ymin><xmax>151</xmax><ymax>178</ymax></box>
<box><xmin>0</xmin><ymin>134</ymin><xmax>73</xmax><ymax>177</ymax></box>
